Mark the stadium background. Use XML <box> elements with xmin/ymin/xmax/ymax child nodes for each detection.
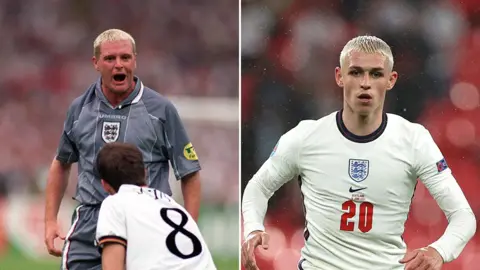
<box><xmin>241</xmin><ymin>0</ymin><xmax>480</xmax><ymax>269</ymax></box>
<box><xmin>0</xmin><ymin>0</ymin><xmax>239</xmax><ymax>269</ymax></box>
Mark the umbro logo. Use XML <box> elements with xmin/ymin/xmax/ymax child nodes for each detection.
<box><xmin>349</xmin><ymin>187</ymin><xmax>367</xmax><ymax>193</ymax></box>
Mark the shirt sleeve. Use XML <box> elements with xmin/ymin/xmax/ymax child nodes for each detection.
<box><xmin>413</xmin><ymin>126</ymin><xmax>476</xmax><ymax>262</ymax></box>
<box><xmin>242</xmin><ymin>122</ymin><xmax>304</xmax><ymax>239</ymax></box>
<box><xmin>55</xmin><ymin>102</ymin><xmax>80</xmax><ymax>164</ymax></box>
<box><xmin>163</xmin><ymin>101</ymin><xmax>201</xmax><ymax>180</ymax></box>
<box><xmin>96</xmin><ymin>196</ymin><xmax>127</xmax><ymax>249</ymax></box>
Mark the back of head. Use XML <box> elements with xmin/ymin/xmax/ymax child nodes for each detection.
<box><xmin>339</xmin><ymin>35</ymin><xmax>394</xmax><ymax>71</ymax></box>
<box><xmin>93</xmin><ymin>29</ymin><xmax>136</xmax><ymax>58</ymax></box>
<box><xmin>96</xmin><ymin>142</ymin><xmax>146</xmax><ymax>191</ymax></box>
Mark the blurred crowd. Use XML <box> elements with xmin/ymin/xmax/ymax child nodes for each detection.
<box><xmin>241</xmin><ymin>0</ymin><xmax>480</xmax><ymax>269</ymax></box>
<box><xmin>0</xmin><ymin>0</ymin><xmax>239</xmax><ymax>200</ymax></box>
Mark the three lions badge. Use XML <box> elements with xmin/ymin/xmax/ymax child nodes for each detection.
<box><xmin>102</xmin><ymin>122</ymin><xmax>120</xmax><ymax>143</ymax></box>
<box><xmin>349</xmin><ymin>159</ymin><xmax>369</xmax><ymax>182</ymax></box>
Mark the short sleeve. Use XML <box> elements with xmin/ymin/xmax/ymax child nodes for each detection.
<box><xmin>95</xmin><ymin>196</ymin><xmax>127</xmax><ymax>248</ymax></box>
<box><xmin>163</xmin><ymin>102</ymin><xmax>201</xmax><ymax>180</ymax></box>
<box><xmin>413</xmin><ymin>126</ymin><xmax>451</xmax><ymax>181</ymax></box>
<box><xmin>55</xmin><ymin>102</ymin><xmax>80</xmax><ymax>164</ymax></box>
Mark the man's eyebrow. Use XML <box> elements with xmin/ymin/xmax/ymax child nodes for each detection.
<box><xmin>349</xmin><ymin>66</ymin><xmax>385</xmax><ymax>71</ymax></box>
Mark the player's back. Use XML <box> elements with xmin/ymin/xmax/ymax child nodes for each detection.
<box><xmin>109</xmin><ymin>185</ymin><xmax>216</xmax><ymax>270</ymax></box>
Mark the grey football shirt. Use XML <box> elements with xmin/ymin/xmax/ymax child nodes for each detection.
<box><xmin>56</xmin><ymin>76</ymin><xmax>201</xmax><ymax>204</ymax></box>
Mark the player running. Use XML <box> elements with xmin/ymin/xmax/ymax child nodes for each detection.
<box><xmin>95</xmin><ymin>142</ymin><xmax>216</xmax><ymax>270</ymax></box>
<box><xmin>241</xmin><ymin>35</ymin><xmax>476</xmax><ymax>270</ymax></box>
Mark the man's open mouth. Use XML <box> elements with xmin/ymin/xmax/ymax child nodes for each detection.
<box><xmin>113</xmin><ymin>74</ymin><xmax>126</xmax><ymax>82</ymax></box>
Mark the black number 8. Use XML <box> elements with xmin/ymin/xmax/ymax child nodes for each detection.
<box><xmin>160</xmin><ymin>208</ymin><xmax>203</xmax><ymax>259</ymax></box>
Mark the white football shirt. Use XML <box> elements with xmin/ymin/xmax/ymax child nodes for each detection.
<box><xmin>242</xmin><ymin>110</ymin><xmax>475</xmax><ymax>270</ymax></box>
<box><xmin>96</xmin><ymin>184</ymin><xmax>216</xmax><ymax>270</ymax></box>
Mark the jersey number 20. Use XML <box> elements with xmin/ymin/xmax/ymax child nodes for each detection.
<box><xmin>160</xmin><ymin>208</ymin><xmax>203</xmax><ymax>259</ymax></box>
<box><xmin>340</xmin><ymin>200</ymin><xmax>374</xmax><ymax>233</ymax></box>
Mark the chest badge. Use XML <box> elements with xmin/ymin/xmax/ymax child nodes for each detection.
<box><xmin>102</xmin><ymin>121</ymin><xmax>120</xmax><ymax>143</ymax></box>
<box><xmin>349</xmin><ymin>159</ymin><xmax>369</xmax><ymax>182</ymax></box>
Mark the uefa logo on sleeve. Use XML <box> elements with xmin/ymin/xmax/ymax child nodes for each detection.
<box><xmin>270</xmin><ymin>142</ymin><xmax>279</xmax><ymax>157</ymax></box>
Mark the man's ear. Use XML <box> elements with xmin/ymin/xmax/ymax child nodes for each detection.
<box><xmin>387</xmin><ymin>71</ymin><xmax>398</xmax><ymax>91</ymax></box>
<box><xmin>92</xmin><ymin>56</ymin><xmax>99</xmax><ymax>71</ymax></box>
<box><xmin>335</xmin><ymin>67</ymin><xmax>344</xmax><ymax>87</ymax></box>
<box><xmin>101</xmin><ymin>179</ymin><xmax>115</xmax><ymax>195</ymax></box>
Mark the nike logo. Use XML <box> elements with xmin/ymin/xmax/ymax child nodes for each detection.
<box><xmin>349</xmin><ymin>187</ymin><xmax>367</xmax><ymax>193</ymax></box>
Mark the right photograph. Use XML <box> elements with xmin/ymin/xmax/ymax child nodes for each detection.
<box><xmin>241</xmin><ymin>1</ymin><xmax>479</xmax><ymax>270</ymax></box>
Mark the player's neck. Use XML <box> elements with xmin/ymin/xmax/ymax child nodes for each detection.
<box><xmin>101</xmin><ymin>81</ymin><xmax>136</xmax><ymax>108</ymax></box>
<box><xmin>342</xmin><ymin>107</ymin><xmax>383</xmax><ymax>136</ymax></box>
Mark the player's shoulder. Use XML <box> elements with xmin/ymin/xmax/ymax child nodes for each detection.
<box><xmin>67</xmin><ymin>83</ymin><xmax>97</xmax><ymax>118</ymax></box>
<box><xmin>138</xmin><ymin>80</ymin><xmax>177</xmax><ymax>121</ymax></box>
<box><xmin>386</xmin><ymin>113</ymin><xmax>430</xmax><ymax>140</ymax></box>
<box><xmin>289</xmin><ymin>111</ymin><xmax>337</xmax><ymax>136</ymax></box>
<box><xmin>294</xmin><ymin>111</ymin><xmax>336</xmax><ymax>130</ymax></box>
<box><xmin>101</xmin><ymin>194</ymin><xmax>129</xmax><ymax>216</ymax></box>
<box><xmin>106</xmin><ymin>190</ymin><xmax>133</xmax><ymax>205</ymax></box>
<box><xmin>278</xmin><ymin>112</ymin><xmax>336</xmax><ymax>148</ymax></box>
<box><xmin>101</xmin><ymin>193</ymin><xmax>120</xmax><ymax>206</ymax></box>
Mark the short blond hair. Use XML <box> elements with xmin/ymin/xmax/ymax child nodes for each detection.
<box><xmin>339</xmin><ymin>35</ymin><xmax>394</xmax><ymax>71</ymax></box>
<box><xmin>93</xmin><ymin>29</ymin><xmax>136</xmax><ymax>57</ymax></box>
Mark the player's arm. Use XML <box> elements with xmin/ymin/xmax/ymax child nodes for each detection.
<box><xmin>414</xmin><ymin>127</ymin><xmax>476</xmax><ymax>263</ymax></box>
<box><xmin>96</xmin><ymin>196</ymin><xmax>128</xmax><ymax>268</ymax></box>
<box><xmin>241</xmin><ymin>124</ymin><xmax>303</xmax><ymax>270</ymax></box>
<box><xmin>242</xmin><ymin>122</ymin><xmax>303</xmax><ymax>237</ymax></box>
<box><xmin>101</xmin><ymin>243</ymin><xmax>126</xmax><ymax>270</ymax></box>
<box><xmin>180</xmin><ymin>171</ymin><xmax>201</xmax><ymax>221</ymax></box>
<box><xmin>44</xmin><ymin>102</ymin><xmax>80</xmax><ymax>256</ymax></box>
<box><xmin>45</xmin><ymin>160</ymin><xmax>74</xmax><ymax>224</ymax></box>
<box><xmin>163</xmin><ymin>101</ymin><xmax>202</xmax><ymax>221</ymax></box>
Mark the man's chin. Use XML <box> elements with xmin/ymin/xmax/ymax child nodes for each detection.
<box><xmin>109</xmin><ymin>84</ymin><xmax>130</xmax><ymax>94</ymax></box>
<box><xmin>354</xmin><ymin>106</ymin><xmax>375</xmax><ymax>117</ymax></box>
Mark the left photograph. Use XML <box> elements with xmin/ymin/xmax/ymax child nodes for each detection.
<box><xmin>0</xmin><ymin>1</ymin><xmax>239</xmax><ymax>270</ymax></box>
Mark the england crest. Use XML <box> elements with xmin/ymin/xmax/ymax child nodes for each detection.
<box><xmin>102</xmin><ymin>122</ymin><xmax>120</xmax><ymax>143</ymax></box>
<box><xmin>349</xmin><ymin>159</ymin><xmax>369</xmax><ymax>182</ymax></box>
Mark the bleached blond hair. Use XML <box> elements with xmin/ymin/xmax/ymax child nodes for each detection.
<box><xmin>339</xmin><ymin>35</ymin><xmax>394</xmax><ymax>71</ymax></box>
<box><xmin>93</xmin><ymin>29</ymin><xmax>136</xmax><ymax>57</ymax></box>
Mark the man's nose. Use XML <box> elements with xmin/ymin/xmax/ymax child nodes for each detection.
<box><xmin>360</xmin><ymin>74</ymin><xmax>371</xmax><ymax>89</ymax></box>
<box><xmin>114</xmin><ymin>58</ymin><xmax>123</xmax><ymax>69</ymax></box>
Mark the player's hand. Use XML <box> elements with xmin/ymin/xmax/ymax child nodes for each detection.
<box><xmin>44</xmin><ymin>220</ymin><xmax>66</xmax><ymax>257</ymax></box>
<box><xmin>241</xmin><ymin>230</ymin><xmax>269</xmax><ymax>270</ymax></box>
<box><xmin>400</xmin><ymin>247</ymin><xmax>444</xmax><ymax>270</ymax></box>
